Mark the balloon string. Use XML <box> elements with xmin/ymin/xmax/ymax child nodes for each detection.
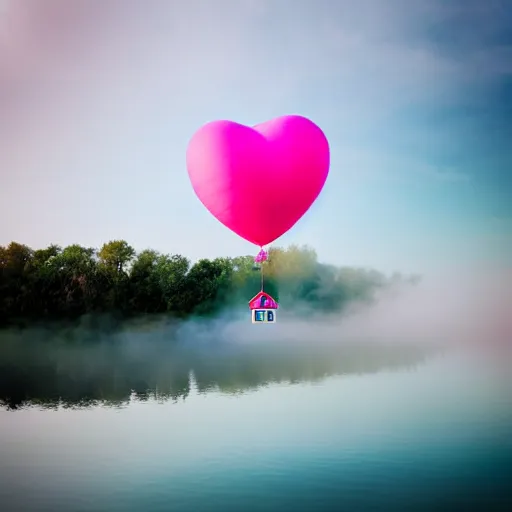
<box><xmin>254</xmin><ymin>246</ymin><xmax>267</xmax><ymax>292</ymax></box>
<box><xmin>259</xmin><ymin>246</ymin><xmax>264</xmax><ymax>292</ymax></box>
<box><xmin>261</xmin><ymin>257</ymin><xmax>264</xmax><ymax>292</ymax></box>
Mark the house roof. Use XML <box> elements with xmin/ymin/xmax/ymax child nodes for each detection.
<box><xmin>248</xmin><ymin>291</ymin><xmax>278</xmax><ymax>309</ymax></box>
<box><xmin>248</xmin><ymin>291</ymin><xmax>276</xmax><ymax>304</ymax></box>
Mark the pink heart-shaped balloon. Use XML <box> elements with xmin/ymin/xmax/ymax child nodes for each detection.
<box><xmin>186</xmin><ymin>115</ymin><xmax>330</xmax><ymax>247</ymax></box>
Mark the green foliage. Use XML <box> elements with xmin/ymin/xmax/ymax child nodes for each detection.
<box><xmin>98</xmin><ymin>240</ymin><xmax>135</xmax><ymax>273</ymax></box>
<box><xmin>0</xmin><ymin>240</ymin><xmax>418</xmax><ymax>325</ymax></box>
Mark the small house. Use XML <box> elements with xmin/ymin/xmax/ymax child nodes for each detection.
<box><xmin>249</xmin><ymin>291</ymin><xmax>278</xmax><ymax>324</ymax></box>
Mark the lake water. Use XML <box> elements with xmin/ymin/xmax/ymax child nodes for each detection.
<box><xmin>0</xmin><ymin>322</ymin><xmax>511</xmax><ymax>511</ymax></box>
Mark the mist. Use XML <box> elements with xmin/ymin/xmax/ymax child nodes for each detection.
<box><xmin>170</xmin><ymin>264</ymin><xmax>510</xmax><ymax>348</ymax></box>
<box><xmin>2</xmin><ymin>261</ymin><xmax>508</xmax><ymax>348</ymax></box>
<box><xmin>1</xmin><ymin>262</ymin><xmax>508</xmax><ymax>411</ymax></box>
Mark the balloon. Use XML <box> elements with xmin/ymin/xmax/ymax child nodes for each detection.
<box><xmin>186</xmin><ymin>115</ymin><xmax>330</xmax><ymax>247</ymax></box>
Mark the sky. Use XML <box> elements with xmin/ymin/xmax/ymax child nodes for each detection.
<box><xmin>0</xmin><ymin>0</ymin><xmax>511</xmax><ymax>275</ymax></box>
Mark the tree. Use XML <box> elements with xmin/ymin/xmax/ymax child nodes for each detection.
<box><xmin>43</xmin><ymin>245</ymin><xmax>99</xmax><ymax>316</ymax></box>
<box><xmin>180</xmin><ymin>258</ymin><xmax>232</xmax><ymax>315</ymax></box>
<box><xmin>129</xmin><ymin>249</ymin><xmax>162</xmax><ymax>313</ymax></box>
<box><xmin>154</xmin><ymin>254</ymin><xmax>190</xmax><ymax>314</ymax></box>
<box><xmin>96</xmin><ymin>241</ymin><xmax>135</xmax><ymax>313</ymax></box>
<box><xmin>98</xmin><ymin>240</ymin><xmax>135</xmax><ymax>273</ymax></box>
<box><xmin>0</xmin><ymin>239</ymin><xmax>414</xmax><ymax>326</ymax></box>
<box><xmin>0</xmin><ymin>242</ymin><xmax>34</xmax><ymax>320</ymax></box>
<box><xmin>0</xmin><ymin>242</ymin><xmax>33</xmax><ymax>273</ymax></box>
<box><xmin>129</xmin><ymin>251</ymin><xmax>190</xmax><ymax>314</ymax></box>
<box><xmin>31</xmin><ymin>245</ymin><xmax>62</xmax><ymax>269</ymax></box>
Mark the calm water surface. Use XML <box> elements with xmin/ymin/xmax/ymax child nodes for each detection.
<box><xmin>0</xmin><ymin>324</ymin><xmax>511</xmax><ymax>511</ymax></box>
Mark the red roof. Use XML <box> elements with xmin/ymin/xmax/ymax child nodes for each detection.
<box><xmin>248</xmin><ymin>291</ymin><xmax>278</xmax><ymax>310</ymax></box>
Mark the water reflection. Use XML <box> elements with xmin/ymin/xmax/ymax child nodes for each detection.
<box><xmin>0</xmin><ymin>322</ymin><xmax>440</xmax><ymax>410</ymax></box>
<box><xmin>1</xmin><ymin>323</ymin><xmax>511</xmax><ymax>512</ymax></box>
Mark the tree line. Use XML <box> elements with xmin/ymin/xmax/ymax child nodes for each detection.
<box><xmin>0</xmin><ymin>240</ymin><xmax>418</xmax><ymax>325</ymax></box>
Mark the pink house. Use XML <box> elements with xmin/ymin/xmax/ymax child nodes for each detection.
<box><xmin>248</xmin><ymin>291</ymin><xmax>278</xmax><ymax>310</ymax></box>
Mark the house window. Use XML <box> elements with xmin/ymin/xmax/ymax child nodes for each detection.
<box><xmin>255</xmin><ymin>310</ymin><xmax>265</xmax><ymax>322</ymax></box>
<box><xmin>267</xmin><ymin>311</ymin><xmax>274</xmax><ymax>322</ymax></box>
<box><xmin>260</xmin><ymin>296</ymin><xmax>267</xmax><ymax>308</ymax></box>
